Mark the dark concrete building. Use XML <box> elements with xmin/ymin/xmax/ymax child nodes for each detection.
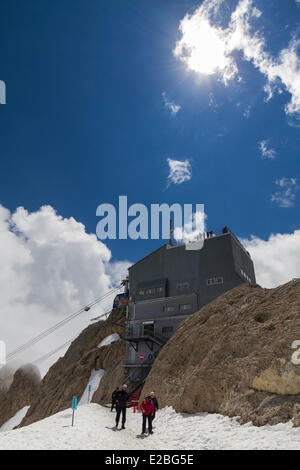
<box><xmin>124</xmin><ymin>230</ymin><xmax>256</xmax><ymax>382</ymax></box>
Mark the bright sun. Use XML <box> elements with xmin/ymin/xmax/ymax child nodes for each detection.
<box><xmin>174</xmin><ymin>17</ymin><xmax>230</xmax><ymax>76</ymax></box>
<box><xmin>173</xmin><ymin>7</ymin><xmax>240</xmax><ymax>86</ymax></box>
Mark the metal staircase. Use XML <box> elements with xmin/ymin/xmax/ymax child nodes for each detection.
<box><xmin>122</xmin><ymin>323</ymin><xmax>167</xmax><ymax>348</ymax></box>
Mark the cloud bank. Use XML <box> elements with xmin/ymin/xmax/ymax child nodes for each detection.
<box><xmin>0</xmin><ymin>204</ymin><xmax>130</xmax><ymax>375</ymax></box>
<box><xmin>243</xmin><ymin>229</ymin><xmax>300</xmax><ymax>288</ymax></box>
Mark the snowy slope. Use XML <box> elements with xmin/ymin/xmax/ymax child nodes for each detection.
<box><xmin>0</xmin><ymin>404</ymin><xmax>299</xmax><ymax>450</ymax></box>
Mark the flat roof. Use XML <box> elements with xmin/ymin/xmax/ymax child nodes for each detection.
<box><xmin>128</xmin><ymin>230</ymin><xmax>251</xmax><ymax>271</ymax></box>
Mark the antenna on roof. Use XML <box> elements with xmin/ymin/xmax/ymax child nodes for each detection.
<box><xmin>121</xmin><ymin>276</ymin><xmax>129</xmax><ymax>294</ymax></box>
<box><xmin>169</xmin><ymin>219</ymin><xmax>174</xmax><ymax>246</ymax></box>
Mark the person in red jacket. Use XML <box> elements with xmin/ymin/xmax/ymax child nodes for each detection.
<box><xmin>140</xmin><ymin>395</ymin><xmax>154</xmax><ymax>435</ymax></box>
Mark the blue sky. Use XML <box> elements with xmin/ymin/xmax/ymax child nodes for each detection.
<box><xmin>0</xmin><ymin>0</ymin><xmax>299</xmax><ymax>265</ymax></box>
<box><xmin>1</xmin><ymin>0</ymin><xmax>300</xmax><ymax>369</ymax></box>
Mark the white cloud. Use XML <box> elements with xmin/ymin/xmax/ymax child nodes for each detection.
<box><xmin>174</xmin><ymin>0</ymin><xmax>300</xmax><ymax>117</ymax></box>
<box><xmin>271</xmin><ymin>178</ymin><xmax>298</xmax><ymax>208</ymax></box>
<box><xmin>264</xmin><ymin>83</ymin><xmax>274</xmax><ymax>102</ymax></box>
<box><xmin>167</xmin><ymin>158</ymin><xmax>192</xmax><ymax>186</ymax></box>
<box><xmin>173</xmin><ymin>208</ymin><xmax>207</xmax><ymax>243</ymax></box>
<box><xmin>260</xmin><ymin>36</ymin><xmax>300</xmax><ymax>117</ymax></box>
<box><xmin>243</xmin><ymin>229</ymin><xmax>300</xmax><ymax>288</ymax></box>
<box><xmin>243</xmin><ymin>104</ymin><xmax>251</xmax><ymax>118</ymax></box>
<box><xmin>259</xmin><ymin>140</ymin><xmax>277</xmax><ymax>159</ymax></box>
<box><xmin>287</xmin><ymin>114</ymin><xmax>300</xmax><ymax>128</ymax></box>
<box><xmin>0</xmin><ymin>205</ymin><xmax>130</xmax><ymax>375</ymax></box>
<box><xmin>208</xmin><ymin>92</ymin><xmax>220</xmax><ymax>110</ymax></box>
<box><xmin>162</xmin><ymin>92</ymin><xmax>181</xmax><ymax>115</ymax></box>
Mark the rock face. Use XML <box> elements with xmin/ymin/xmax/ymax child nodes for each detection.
<box><xmin>293</xmin><ymin>404</ymin><xmax>300</xmax><ymax>426</ymax></box>
<box><xmin>20</xmin><ymin>309</ymin><xmax>128</xmax><ymax>427</ymax></box>
<box><xmin>0</xmin><ymin>366</ymin><xmax>15</xmax><ymax>400</ymax></box>
<box><xmin>142</xmin><ymin>280</ymin><xmax>300</xmax><ymax>426</ymax></box>
<box><xmin>0</xmin><ymin>364</ymin><xmax>41</xmax><ymax>428</ymax></box>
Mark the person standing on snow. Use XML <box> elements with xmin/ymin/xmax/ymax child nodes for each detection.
<box><xmin>140</xmin><ymin>395</ymin><xmax>154</xmax><ymax>435</ymax></box>
<box><xmin>149</xmin><ymin>391</ymin><xmax>159</xmax><ymax>420</ymax></box>
<box><xmin>115</xmin><ymin>385</ymin><xmax>129</xmax><ymax>429</ymax></box>
<box><xmin>111</xmin><ymin>387</ymin><xmax>119</xmax><ymax>412</ymax></box>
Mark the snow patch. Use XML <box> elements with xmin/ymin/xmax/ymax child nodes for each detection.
<box><xmin>79</xmin><ymin>369</ymin><xmax>104</xmax><ymax>405</ymax></box>
<box><xmin>0</xmin><ymin>406</ymin><xmax>30</xmax><ymax>432</ymax></box>
<box><xmin>98</xmin><ymin>333</ymin><xmax>120</xmax><ymax>348</ymax></box>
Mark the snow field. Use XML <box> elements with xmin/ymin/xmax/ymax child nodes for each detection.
<box><xmin>0</xmin><ymin>403</ymin><xmax>299</xmax><ymax>450</ymax></box>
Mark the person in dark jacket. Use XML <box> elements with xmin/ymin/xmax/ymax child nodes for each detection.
<box><xmin>115</xmin><ymin>385</ymin><xmax>129</xmax><ymax>429</ymax></box>
<box><xmin>149</xmin><ymin>391</ymin><xmax>159</xmax><ymax>420</ymax></box>
<box><xmin>140</xmin><ymin>395</ymin><xmax>154</xmax><ymax>435</ymax></box>
<box><xmin>111</xmin><ymin>387</ymin><xmax>119</xmax><ymax>412</ymax></box>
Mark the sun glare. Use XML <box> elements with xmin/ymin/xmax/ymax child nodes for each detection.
<box><xmin>174</xmin><ymin>17</ymin><xmax>230</xmax><ymax>76</ymax></box>
<box><xmin>183</xmin><ymin>19</ymin><xmax>227</xmax><ymax>75</ymax></box>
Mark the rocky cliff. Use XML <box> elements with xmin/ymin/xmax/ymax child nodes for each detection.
<box><xmin>0</xmin><ymin>366</ymin><xmax>15</xmax><ymax>400</ymax></box>
<box><xmin>142</xmin><ymin>280</ymin><xmax>300</xmax><ymax>426</ymax></box>
<box><xmin>20</xmin><ymin>308</ymin><xmax>129</xmax><ymax>427</ymax></box>
<box><xmin>0</xmin><ymin>364</ymin><xmax>41</xmax><ymax>428</ymax></box>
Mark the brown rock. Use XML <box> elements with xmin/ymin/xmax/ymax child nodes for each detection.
<box><xmin>0</xmin><ymin>364</ymin><xmax>41</xmax><ymax>428</ymax></box>
<box><xmin>142</xmin><ymin>280</ymin><xmax>300</xmax><ymax>426</ymax></box>
<box><xmin>20</xmin><ymin>309</ymin><xmax>128</xmax><ymax>427</ymax></box>
<box><xmin>0</xmin><ymin>366</ymin><xmax>15</xmax><ymax>400</ymax></box>
<box><xmin>293</xmin><ymin>404</ymin><xmax>300</xmax><ymax>427</ymax></box>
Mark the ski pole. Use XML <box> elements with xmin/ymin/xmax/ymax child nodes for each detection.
<box><xmin>72</xmin><ymin>396</ymin><xmax>78</xmax><ymax>426</ymax></box>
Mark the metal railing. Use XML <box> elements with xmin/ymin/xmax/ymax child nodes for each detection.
<box><xmin>172</xmin><ymin>227</ymin><xmax>252</xmax><ymax>258</ymax></box>
<box><xmin>124</xmin><ymin>324</ymin><xmax>167</xmax><ymax>346</ymax></box>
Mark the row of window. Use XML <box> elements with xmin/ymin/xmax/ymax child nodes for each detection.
<box><xmin>162</xmin><ymin>326</ymin><xmax>173</xmax><ymax>333</ymax></box>
<box><xmin>137</xmin><ymin>283</ymin><xmax>190</xmax><ymax>297</ymax></box>
<box><xmin>137</xmin><ymin>276</ymin><xmax>227</xmax><ymax>296</ymax></box>
<box><xmin>163</xmin><ymin>303</ymin><xmax>191</xmax><ymax>312</ymax></box>
<box><xmin>206</xmin><ymin>276</ymin><xmax>224</xmax><ymax>286</ymax></box>
<box><xmin>136</xmin><ymin>286</ymin><xmax>164</xmax><ymax>296</ymax></box>
<box><xmin>176</xmin><ymin>282</ymin><xmax>189</xmax><ymax>290</ymax></box>
<box><xmin>137</xmin><ymin>278</ymin><xmax>224</xmax><ymax>296</ymax></box>
<box><xmin>137</xmin><ymin>273</ymin><xmax>252</xmax><ymax>294</ymax></box>
<box><xmin>240</xmin><ymin>269</ymin><xmax>251</xmax><ymax>283</ymax></box>
<box><xmin>163</xmin><ymin>305</ymin><xmax>175</xmax><ymax>312</ymax></box>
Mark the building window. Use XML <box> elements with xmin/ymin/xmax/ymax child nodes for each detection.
<box><xmin>240</xmin><ymin>269</ymin><xmax>251</xmax><ymax>283</ymax></box>
<box><xmin>162</xmin><ymin>326</ymin><xmax>173</xmax><ymax>333</ymax></box>
<box><xmin>163</xmin><ymin>305</ymin><xmax>175</xmax><ymax>312</ymax></box>
<box><xmin>137</xmin><ymin>289</ymin><xmax>144</xmax><ymax>296</ymax></box>
<box><xmin>179</xmin><ymin>304</ymin><xmax>191</xmax><ymax>311</ymax></box>
<box><xmin>145</xmin><ymin>288</ymin><xmax>155</xmax><ymax>295</ymax></box>
<box><xmin>207</xmin><ymin>277</ymin><xmax>224</xmax><ymax>286</ymax></box>
<box><xmin>176</xmin><ymin>282</ymin><xmax>189</xmax><ymax>290</ymax></box>
<box><xmin>156</xmin><ymin>286</ymin><xmax>164</xmax><ymax>294</ymax></box>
